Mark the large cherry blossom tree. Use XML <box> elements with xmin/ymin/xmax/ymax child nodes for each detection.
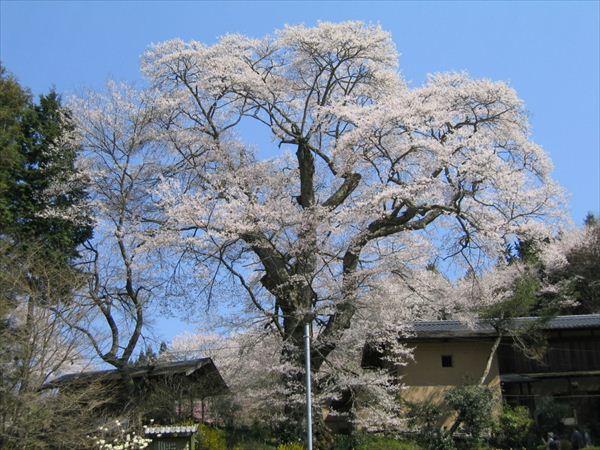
<box><xmin>74</xmin><ymin>21</ymin><xmax>565</xmax><ymax>434</ymax></box>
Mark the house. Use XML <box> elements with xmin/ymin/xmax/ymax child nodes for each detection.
<box><xmin>45</xmin><ymin>357</ymin><xmax>229</xmax><ymax>423</ymax></box>
<box><xmin>362</xmin><ymin>314</ymin><xmax>600</xmax><ymax>432</ymax></box>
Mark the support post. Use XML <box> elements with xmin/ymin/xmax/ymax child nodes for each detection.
<box><xmin>304</xmin><ymin>322</ymin><xmax>313</xmax><ymax>450</ymax></box>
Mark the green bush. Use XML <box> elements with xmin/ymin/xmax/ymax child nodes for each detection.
<box><xmin>197</xmin><ymin>424</ymin><xmax>227</xmax><ymax>450</ymax></box>
<box><xmin>231</xmin><ymin>441</ymin><xmax>276</xmax><ymax>450</ymax></box>
<box><xmin>407</xmin><ymin>385</ymin><xmax>494</xmax><ymax>450</ymax></box>
<box><xmin>535</xmin><ymin>397</ymin><xmax>570</xmax><ymax>434</ymax></box>
<box><xmin>559</xmin><ymin>439</ymin><xmax>572</xmax><ymax>450</ymax></box>
<box><xmin>360</xmin><ymin>437</ymin><xmax>422</xmax><ymax>450</ymax></box>
<box><xmin>405</xmin><ymin>400</ymin><xmax>449</xmax><ymax>449</ymax></box>
<box><xmin>194</xmin><ymin>427</ymin><xmax>424</xmax><ymax>450</ymax></box>
<box><xmin>332</xmin><ymin>433</ymin><xmax>423</xmax><ymax>450</ymax></box>
<box><xmin>222</xmin><ymin>424</ymin><xmax>275</xmax><ymax>449</ymax></box>
<box><xmin>232</xmin><ymin>439</ymin><xmax>276</xmax><ymax>450</ymax></box>
<box><xmin>331</xmin><ymin>434</ymin><xmax>353</xmax><ymax>450</ymax></box>
<box><xmin>407</xmin><ymin>400</ymin><xmax>443</xmax><ymax>432</ymax></box>
<box><xmin>428</xmin><ymin>432</ymin><xmax>456</xmax><ymax>450</ymax></box>
<box><xmin>445</xmin><ymin>384</ymin><xmax>494</xmax><ymax>442</ymax></box>
<box><xmin>491</xmin><ymin>404</ymin><xmax>533</xmax><ymax>449</ymax></box>
<box><xmin>276</xmin><ymin>443</ymin><xmax>305</xmax><ymax>450</ymax></box>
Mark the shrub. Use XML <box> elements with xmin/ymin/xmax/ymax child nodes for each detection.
<box><xmin>222</xmin><ymin>424</ymin><xmax>275</xmax><ymax>449</ymax></box>
<box><xmin>406</xmin><ymin>385</ymin><xmax>494</xmax><ymax>450</ymax></box>
<box><xmin>559</xmin><ymin>439</ymin><xmax>572</xmax><ymax>450</ymax></box>
<box><xmin>197</xmin><ymin>424</ymin><xmax>227</xmax><ymax>450</ymax></box>
<box><xmin>444</xmin><ymin>384</ymin><xmax>494</xmax><ymax>442</ymax></box>
<box><xmin>405</xmin><ymin>400</ymin><xmax>448</xmax><ymax>449</ymax></box>
<box><xmin>491</xmin><ymin>404</ymin><xmax>533</xmax><ymax>449</ymax></box>
<box><xmin>331</xmin><ymin>434</ymin><xmax>354</xmax><ymax>450</ymax></box>
<box><xmin>234</xmin><ymin>443</ymin><xmax>276</xmax><ymax>450</ymax></box>
<box><xmin>407</xmin><ymin>400</ymin><xmax>443</xmax><ymax>433</ymax></box>
<box><xmin>427</xmin><ymin>432</ymin><xmax>457</xmax><ymax>450</ymax></box>
<box><xmin>277</xmin><ymin>443</ymin><xmax>305</xmax><ymax>450</ymax></box>
<box><xmin>333</xmin><ymin>433</ymin><xmax>423</xmax><ymax>450</ymax></box>
<box><xmin>91</xmin><ymin>420</ymin><xmax>152</xmax><ymax>450</ymax></box>
<box><xmin>357</xmin><ymin>436</ymin><xmax>422</xmax><ymax>450</ymax></box>
<box><xmin>535</xmin><ymin>397</ymin><xmax>570</xmax><ymax>434</ymax></box>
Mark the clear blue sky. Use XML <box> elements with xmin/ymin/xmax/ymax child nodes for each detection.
<box><xmin>2</xmin><ymin>1</ymin><xmax>599</xmax><ymax>341</ymax></box>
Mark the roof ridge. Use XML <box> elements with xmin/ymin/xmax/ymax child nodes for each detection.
<box><xmin>411</xmin><ymin>313</ymin><xmax>600</xmax><ymax>324</ymax></box>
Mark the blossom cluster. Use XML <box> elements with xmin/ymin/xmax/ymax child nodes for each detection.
<box><xmin>91</xmin><ymin>421</ymin><xmax>152</xmax><ymax>450</ymax></box>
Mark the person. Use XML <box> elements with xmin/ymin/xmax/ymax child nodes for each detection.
<box><xmin>572</xmin><ymin>427</ymin><xmax>586</xmax><ymax>450</ymax></box>
<box><xmin>584</xmin><ymin>429</ymin><xmax>592</xmax><ymax>448</ymax></box>
<box><xmin>545</xmin><ymin>432</ymin><xmax>560</xmax><ymax>450</ymax></box>
<box><xmin>544</xmin><ymin>432</ymin><xmax>553</xmax><ymax>450</ymax></box>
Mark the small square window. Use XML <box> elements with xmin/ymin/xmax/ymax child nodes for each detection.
<box><xmin>441</xmin><ymin>355</ymin><xmax>453</xmax><ymax>367</ymax></box>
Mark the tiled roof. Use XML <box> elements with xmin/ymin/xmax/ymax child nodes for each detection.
<box><xmin>45</xmin><ymin>357</ymin><xmax>227</xmax><ymax>390</ymax></box>
<box><xmin>407</xmin><ymin>314</ymin><xmax>600</xmax><ymax>339</ymax></box>
<box><xmin>144</xmin><ymin>425</ymin><xmax>198</xmax><ymax>436</ymax></box>
<box><xmin>540</xmin><ymin>314</ymin><xmax>600</xmax><ymax>329</ymax></box>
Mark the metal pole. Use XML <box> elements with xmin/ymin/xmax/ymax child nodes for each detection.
<box><xmin>304</xmin><ymin>322</ymin><xmax>313</xmax><ymax>450</ymax></box>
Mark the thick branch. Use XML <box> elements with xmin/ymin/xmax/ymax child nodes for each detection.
<box><xmin>296</xmin><ymin>140</ymin><xmax>315</xmax><ymax>208</ymax></box>
<box><xmin>240</xmin><ymin>231</ymin><xmax>290</xmax><ymax>298</ymax></box>
<box><xmin>313</xmin><ymin>209</ymin><xmax>444</xmax><ymax>370</ymax></box>
<box><xmin>480</xmin><ymin>334</ymin><xmax>502</xmax><ymax>385</ymax></box>
<box><xmin>322</xmin><ymin>173</ymin><xmax>361</xmax><ymax>209</ymax></box>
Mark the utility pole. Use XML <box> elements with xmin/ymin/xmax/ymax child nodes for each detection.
<box><xmin>304</xmin><ymin>322</ymin><xmax>313</xmax><ymax>450</ymax></box>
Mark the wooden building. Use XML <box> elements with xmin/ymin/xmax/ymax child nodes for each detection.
<box><xmin>45</xmin><ymin>358</ymin><xmax>229</xmax><ymax>423</ymax></box>
<box><xmin>362</xmin><ymin>314</ymin><xmax>600</xmax><ymax>432</ymax></box>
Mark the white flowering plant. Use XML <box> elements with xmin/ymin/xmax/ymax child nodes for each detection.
<box><xmin>91</xmin><ymin>420</ymin><xmax>152</xmax><ymax>450</ymax></box>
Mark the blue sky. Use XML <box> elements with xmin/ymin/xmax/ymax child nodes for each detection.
<box><xmin>2</xmin><ymin>1</ymin><xmax>599</xmax><ymax>341</ymax></box>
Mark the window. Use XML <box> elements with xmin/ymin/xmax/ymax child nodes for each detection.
<box><xmin>441</xmin><ymin>355</ymin><xmax>453</xmax><ymax>367</ymax></box>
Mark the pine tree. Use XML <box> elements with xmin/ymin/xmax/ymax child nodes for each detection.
<box><xmin>0</xmin><ymin>65</ymin><xmax>29</xmax><ymax>234</ymax></box>
<box><xmin>0</xmin><ymin>68</ymin><xmax>92</xmax><ymax>262</ymax></box>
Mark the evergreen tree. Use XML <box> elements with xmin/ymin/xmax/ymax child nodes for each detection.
<box><xmin>0</xmin><ymin>67</ymin><xmax>92</xmax><ymax>263</ymax></box>
<box><xmin>503</xmin><ymin>214</ymin><xmax>600</xmax><ymax>315</ymax></box>
<box><xmin>551</xmin><ymin>214</ymin><xmax>600</xmax><ymax>313</ymax></box>
<box><xmin>0</xmin><ymin>65</ymin><xmax>29</xmax><ymax>233</ymax></box>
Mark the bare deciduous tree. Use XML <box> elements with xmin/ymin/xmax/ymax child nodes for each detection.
<box><xmin>0</xmin><ymin>243</ymin><xmax>112</xmax><ymax>449</ymax></box>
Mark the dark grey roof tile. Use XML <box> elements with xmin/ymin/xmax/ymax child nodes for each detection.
<box><xmin>406</xmin><ymin>314</ymin><xmax>600</xmax><ymax>338</ymax></box>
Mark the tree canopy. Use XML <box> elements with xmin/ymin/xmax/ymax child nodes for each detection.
<box><xmin>69</xmin><ymin>22</ymin><xmax>566</xmax><ymax>435</ymax></box>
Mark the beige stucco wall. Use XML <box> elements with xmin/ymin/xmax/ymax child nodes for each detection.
<box><xmin>399</xmin><ymin>340</ymin><xmax>502</xmax><ymax>426</ymax></box>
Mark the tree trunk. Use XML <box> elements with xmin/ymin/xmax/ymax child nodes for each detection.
<box><xmin>480</xmin><ymin>335</ymin><xmax>502</xmax><ymax>385</ymax></box>
<box><xmin>18</xmin><ymin>295</ymin><xmax>36</xmax><ymax>395</ymax></box>
<box><xmin>448</xmin><ymin>333</ymin><xmax>502</xmax><ymax>437</ymax></box>
<box><xmin>278</xmin><ymin>326</ymin><xmax>334</xmax><ymax>449</ymax></box>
